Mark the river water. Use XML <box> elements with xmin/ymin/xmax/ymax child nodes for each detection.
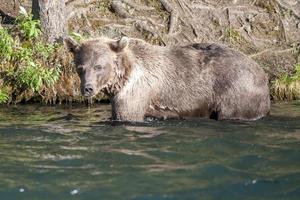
<box><xmin>0</xmin><ymin>102</ymin><xmax>300</xmax><ymax>200</ymax></box>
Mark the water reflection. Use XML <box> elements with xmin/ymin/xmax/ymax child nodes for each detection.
<box><xmin>0</xmin><ymin>102</ymin><xmax>300</xmax><ymax>200</ymax></box>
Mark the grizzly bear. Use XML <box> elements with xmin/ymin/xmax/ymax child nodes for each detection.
<box><xmin>65</xmin><ymin>36</ymin><xmax>270</xmax><ymax>122</ymax></box>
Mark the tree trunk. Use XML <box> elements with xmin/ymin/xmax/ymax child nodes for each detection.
<box><xmin>32</xmin><ymin>0</ymin><xmax>67</xmax><ymax>43</ymax></box>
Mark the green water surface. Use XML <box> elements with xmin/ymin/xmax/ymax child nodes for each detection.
<box><xmin>0</xmin><ymin>102</ymin><xmax>300</xmax><ymax>200</ymax></box>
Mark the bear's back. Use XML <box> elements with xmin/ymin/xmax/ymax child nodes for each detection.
<box><xmin>149</xmin><ymin>42</ymin><xmax>269</xmax><ymax>119</ymax></box>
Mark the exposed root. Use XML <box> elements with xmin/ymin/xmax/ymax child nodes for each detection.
<box><xmin>111</xmin><ymin>0</ymin><xmax>131</xmax><ymax>18</ymax></box>
<box><xmin>121</xmin><ymin>0</ymin><xmax>155</xmax><ymax>11</ymax></box>
<box><xmin>134</xmin><ymin>20</ymin><xmax>158</xmax><ymax>37</ymax></box>
<box><xmin>110</xmin><ymin>0</ymin><xmax>164</xmax><ymax>44</ymax></box>
<box><xmin>66</xmin><ymin>0</ymin><xmax>98</xmax><ymax>20</ymax></box>
<box><xmin>160</xmin><ymin>0</ymin><xmax>178</xmax><ymax>34</ymax></box>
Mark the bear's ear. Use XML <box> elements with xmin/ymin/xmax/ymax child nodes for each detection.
<box><xmin>109</xmin><ymin>37</ymin><xmax>129</xmax><ymax>52</ymax></box>
<box><xmin>64</xmin><ymin>36</ymin><xmax>80</xmax><ymax>53</ymax></box>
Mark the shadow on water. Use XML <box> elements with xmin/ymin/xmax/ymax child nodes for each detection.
<box><xmin>0</xmin><ymin>102</ymin><xmax>300</xmax><ymax>200</ymax></box>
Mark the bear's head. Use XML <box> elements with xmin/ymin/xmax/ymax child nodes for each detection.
<box><xmin>65</xmin><ymin>37</ymin><xmax>129</xmax><ymax>97</ymax></box>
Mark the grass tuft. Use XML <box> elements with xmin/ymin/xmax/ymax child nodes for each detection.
<box><xmin>271</xmin><ymin>62</ymin><xmax>300</xmax><ymax>101</ymax></box>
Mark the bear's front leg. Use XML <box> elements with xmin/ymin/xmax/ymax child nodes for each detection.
<box><xmin>111</xmin><ymin>96</ymin><xmax>148</xmax><ymax>122</ymax></box>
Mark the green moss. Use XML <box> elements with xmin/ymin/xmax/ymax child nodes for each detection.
<box><xmin>224</xmin><ymin>28</ymin><xmax>244</xmax><ymax>44</ymax></box>
<box><xmin>223</xmin><ymin>27</ymin><xmax>255</xmax><ymax>54</ymax></box>
<box><xmin>97</xmin><ymin>0</ymin><xmax>112</xmax><ymax>14</ymax></box>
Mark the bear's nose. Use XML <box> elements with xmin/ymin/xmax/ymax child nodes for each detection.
<box><xmin>84</xmin><ymin>84</ymin><xmax>94</xmax><ymax>97</ymax></box>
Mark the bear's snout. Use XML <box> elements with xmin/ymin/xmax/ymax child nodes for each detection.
<box><xmin>83</xmin><ymin>83</ymin><xmax>95</xmax><ymax>97</ymax></box>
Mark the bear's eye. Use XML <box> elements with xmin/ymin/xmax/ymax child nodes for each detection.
<box><xmin>77</xmin><ymin>65</ymin><xmax>84</xmax><ymax>72</ymax></box>
<box><xmin>94</xmin><ymin>65</ymin><xmax>104</xmax><ymax>70</ymax></box>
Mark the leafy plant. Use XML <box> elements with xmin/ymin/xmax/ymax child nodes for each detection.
<box><xmin>13</xmin><ymin>46</ymin><xmax>34</xmax><ymax>62</ymax></box>
<box><xmin>16</xmin><ymin>11</ymin><xmax>41</xmax><ymax>40</ymax></box>
<box><xmin>34</xmin><ymin>42</ymin><xmax>55</xmax><ymax>59</ymax></box>
<box><xmin>0</xmin><ymin>7</ymin><xmax>64</xmax><ymax>103</ymax></box>
<box><xmin>42</xmin><ymin>65</ymin><xmax>61</xmax><ymax>86</ymax></box>
<box><xmin>0</xmin><ymin>89</ymin><xmax>9</xmax><ymax>104</ymax></box>
<box><xmin>17</xmin><ymin>62</ymin><xmax>61</xmax><ymax>92</ymax></box>
<box><xmin>0</xmin><ymin>27</ymin><xmax>14</xmax><ymax>61</ymax></box>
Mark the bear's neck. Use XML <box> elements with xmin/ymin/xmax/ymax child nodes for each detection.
<box><xmin>105</xmin><ymin>40</ymin><xmax>163</xmax><ymax>96</ymax></box>
<box><xmin>103</xmin><ymin>51</ymin><xmax>133</xmax><ymax>96</ymax></box>
<box><xmin>128</xmin><ymin>40</ymin><xmax>161</xmax><ymax>68</ymax></box>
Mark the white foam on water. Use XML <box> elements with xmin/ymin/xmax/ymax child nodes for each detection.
<box><xmin>70</xmin><ymin>189</ymin><xmax>79</xmax><ymax>195</ymax></box>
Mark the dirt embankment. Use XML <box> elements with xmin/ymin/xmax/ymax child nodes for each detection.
<box><xmin>68</xmin><ymin>0</ymin><xmax>300</xmax><ymax>79</ymax></box>
<box><xmin>1</xmin><ymin>0</ymin><xmax>300</xmax><ymax>102</ymax></box>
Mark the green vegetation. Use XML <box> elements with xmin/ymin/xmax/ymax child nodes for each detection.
<box><xmin>97</xmin><ymin>0</ymin><xmax>111</xmax><ymax>14</ymax></box>
<box><xmin>0</xmin><ymin>89</ymin><xmax>9</xmax><ymax>104</ymax></box>
<box><xmin>271</xmin><ymin>62</ymin><xmax>300</xmax><ymax>101</ymax></box>
<box><xmin>0</xmin><ymin>27</ymin><xmax>14</xmax><ymax>61</ymax></box>
<box><xmin>224</xmin><ymin>28</ymin><xmax>245</xmax><ymax>44</ymax></box>
<box><xmin>17</xmin><ymin>62</ymin><xmax>61</xmax><ymax>92</ymax></box>
<box><xmin>69</xmin><ymin>32</ymin><xmax>83</xmax><ymax>43</ymax></box>
<box><xmin>223</xmin><ymin>27</ymin><xmax>254</xmax><ymax>54</ymax></box>
<box><xmin>0</xmin><ymin>10</ymin><xmax>63</xmax><ymax>104</ymax></box>
<box><xmin>16</xmin><ymin>12</ymin><xmax>41</xmax><ymax>40</ymax></box>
